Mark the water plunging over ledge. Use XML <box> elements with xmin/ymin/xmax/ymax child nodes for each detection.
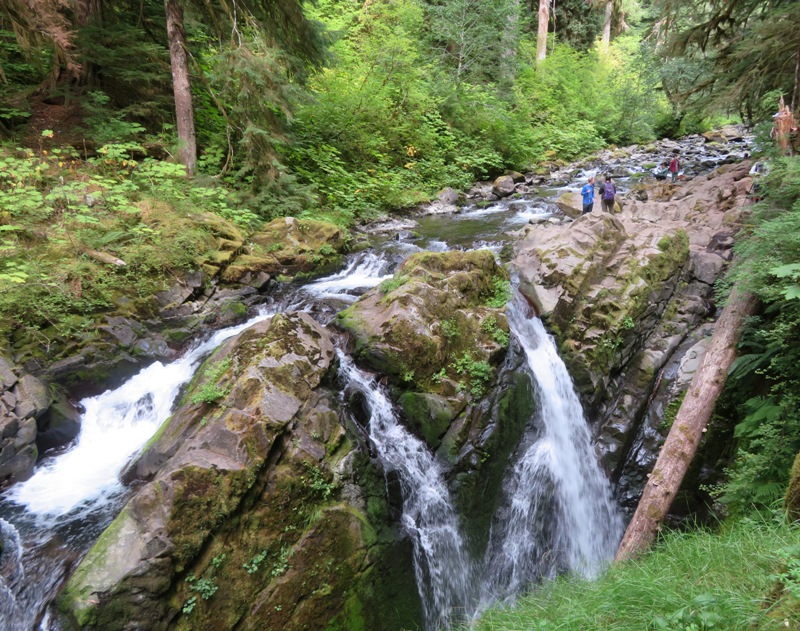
<box><xmin>479</xmin><ymin>293</ymin><xmax>623</xmax><ymax>607</ymax></box>
<box><xmin>338</xmin><ymin>352</ymin><xmax>476</xmax><ymax>631</ymax></box>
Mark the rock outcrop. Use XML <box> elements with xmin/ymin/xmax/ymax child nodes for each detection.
<box><xmin>335</xmin><ymin>249</ymin><xmax>535</xmax><ymax>546</ymax></box>
<box><xmin>58</xmin><ymin>312</ymin><xmax>420</xmax><ymax>631</ymax></box>
<box><xmin>512</xmin><ymin>161</ymin><xmax>753</xmax><ymax>477</ymax></box>
<box><xmin>336</xmin><ymin>250</ymin><xmax>510</xmax><ymax>448</ymax></box>
<box><xmin>0</xmin><ymin>356</ymin><xmax>82</xmax><ymax>487</ymax></box>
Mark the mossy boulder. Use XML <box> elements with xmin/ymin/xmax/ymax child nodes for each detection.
<box><xmin>336</xmin><ymin>250</ymin><xmax>510</xmax><ymax>448</ymax></box>
<box><xmin>225</xmin><ymin>217</ymin><xmax>349</xmax><ymax>283</ymax></box>
<box><xmin>59</xmin><ymin>312</ymin><xmax>419</xmax><ymax>631</ymax></box>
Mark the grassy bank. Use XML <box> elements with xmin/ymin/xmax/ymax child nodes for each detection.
<box><xmin>471</xmin><ymin>516</ymin><xmax>800</xmax><ymax>630</ymax></box>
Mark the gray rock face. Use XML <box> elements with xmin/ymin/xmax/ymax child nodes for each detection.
<box><xmin>0</xmin><ymin>361</ymin><xmax>55</xmax><ymax>485</ymax></box>
<box><xmin>59</xmin><ymin>312</ymin><xmax>420</xmax><ymax>631</ymax></box>
<box><xmin>511</xmin><ymin>161</ymin><xmax>753</xmax><ymax>481</ymax></box>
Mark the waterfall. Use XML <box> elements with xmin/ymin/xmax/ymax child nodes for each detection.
<box><xmin>338</xmin><ymin>352</ymin><xmax>475</xmax><ymax>631</ymax></box>
<box><xmin>480</xmin><ymin>293</ymin><xmax>623</xmax><ymax>604</ymax></box>
<box><xmin>7</xmin><ymin>311</ymin><xmax>273</xmax><ymax>524</ymax></box>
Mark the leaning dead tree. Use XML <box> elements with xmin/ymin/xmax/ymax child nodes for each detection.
<box><xmin>615</xmin><ymin>287</ymin><xmax>758</xmax><ymax>562</ymax></box>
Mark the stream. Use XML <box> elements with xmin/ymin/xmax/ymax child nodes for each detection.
<box><xmin>0</xmin><ymin>131</ymin><xmax>752</xmax><ymax>630</ymax></box>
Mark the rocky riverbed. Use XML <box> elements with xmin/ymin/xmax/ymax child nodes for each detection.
<box><xmin>0</xmin><ymin>126</ymin><xmax>756</xmax><ymax>630</ymax></box>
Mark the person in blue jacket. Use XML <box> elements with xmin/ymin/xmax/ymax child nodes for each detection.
<box><xmin>581</xmin><ymin>176</ymin><xmax>595</xmax><ymax>214</ymax></box>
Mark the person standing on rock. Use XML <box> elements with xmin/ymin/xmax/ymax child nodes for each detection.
<box><xmin>669</xmin><ymin>155</ymin><xmax>680</xmax><ymax>183</ymax></box>
<box><xmin>581</xmin><ymin>176</ymin><xmax>595</xmax><ymax>214</ymax></box>
<box><xmin>599</xmin><ymin>175</ymin><xmax>616</xmax><ymax>213</ymax></box>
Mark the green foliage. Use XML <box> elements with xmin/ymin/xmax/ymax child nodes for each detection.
<box><xmin>378</xmin><ymin>275</ymin><xmax>410</xmax><ymax>296</ymax></box>
<box><xmin>301</xmin><ymin>461</ymin><xmax>337</xmax><ymax>501</ymax></box>
<box><xmin>485</xmin><ymin>277</ymin><xmax>512</xmax><ymax>308</ymax></box>
<box><xmin>451</xmin><ymin>352</ymin><xmax>494</xmax><ymax>397</ymax></box>
<box><xmin>480</xmin><ymin>315</ymin><xmax>509</xmax><ymax>347</ymax></box>
<box><xmin>470</xmin><ymin>515</ymin><xmax>800</xmax><ymax>631</ymax></box>
<box><xmin>719</xmin><ymin>157</ymin><xmax>800</xmax><ymax>514</ymax></box>
<box><xmin>190</xmin><ymin>358</ymin><xmax>231</xmax><ymax>405</ymax></box>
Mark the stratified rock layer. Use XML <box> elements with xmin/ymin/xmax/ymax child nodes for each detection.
<box><xmin>512</xmin><ymin>161</ymin><xmax>753</xmax><ymax>476</ymax></box>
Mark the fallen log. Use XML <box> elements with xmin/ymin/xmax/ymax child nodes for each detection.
<box><xmin>615</xmin><ymin>286</ymin><xmax>758</xmax><ymax>562</ymax></box>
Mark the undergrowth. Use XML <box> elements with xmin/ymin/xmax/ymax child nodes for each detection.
<box><xmin>471</xmin><ymin>515</ymin><xmax>800</xmax><ymax>631</ymax></box>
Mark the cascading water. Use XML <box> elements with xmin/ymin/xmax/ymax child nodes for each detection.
<box><xmin>480</xmin><ymin>292</ymin><xmax>623</xmax><ymax>605</ymax></box>
<box><xmin>0</xmin><ymin>252</ymin><xmax>396</xmax><ymax>630</ymax></box>
<box><xmin>338</xmin><ymin>352</ymin><xmax>475</xmax><ymax>631</ymax></box>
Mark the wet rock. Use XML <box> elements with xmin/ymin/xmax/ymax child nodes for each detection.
<box><xmin>60</xmin><ymin>312</ymin><xmax>418</xmax><ymax>631</ymax></box>
<box><xmin>337</xmin><ymin>250</ymin><xmax>509</xmax><ymax>452</ymax></box>
<box><xmin>492</xmin><ymin>175</ymin><xmax>516</xmax><ymax>198</ymax></box>
<box><xmin>555</xmin><ymin>192</ymin><xmax>583</xmax><ymax>218</ymax></box>
<box><xmin>437</xmin><ymin>187</ymin><xmax>463</xmax><ymax>205</ymax></box>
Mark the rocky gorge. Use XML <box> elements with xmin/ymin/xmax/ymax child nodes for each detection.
<box><xmin>0</xmin><ymin>128</ymin><xmax>757</xmax><ymax>630</ymax></box>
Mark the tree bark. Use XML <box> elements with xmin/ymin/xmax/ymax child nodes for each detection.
<box><xmin>75</xmin><ymin>0</ymin><xmax>103</xmax><ymax>86</ymax></box>
<box><xmin>536</xmin><ymin>0</ymin><xmax>549</xmax><ymax>62</ymax></box>
<box><xmin>601</xmin><ymin>0</ymin><xmax>612</xmax><ymax>52</ymax></box>
<box><xmin>164</xmin><ymin>0</ymin><xmax>196</xmax><ymax>175</ymax></box>
<box><xmin>615</xmin><ymin>287</ymin><xmax>758</xmax><ymax>562</ymax></box>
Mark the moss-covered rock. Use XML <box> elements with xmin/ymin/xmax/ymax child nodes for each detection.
<box><xmin>335</xmin><ymin>249</ymin><xmax>509</xmax><ymax>449</ymax></box>
<box><xmin>58</xmin><ymin>310</ymin><xmax>423</xmax><ymax>631</ymax></box>
<box><xmin>228</xmin><ymin>217</ymin><xmax>349</xmax><ymax>282</ymax></box>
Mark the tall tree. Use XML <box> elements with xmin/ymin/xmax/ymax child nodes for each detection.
<box><xmin>0</xmin><ymin>0</ymin><xmax>78</xmax><ymax>81</ymax></box>
<box><xmin>164</xmin><ymin>0</ymin><xmax>196</xmax><ymax>174</ymax></box>
<box><xmin>536</xmin><ymin>0</ymin><xmax>549</xmax><ymax>61</ymax></box>
<box><xmin>615</xmin><ymin>287</ymin><xmax>758</xmax><ymax>561</ymax></box>
<box><xmin>162</xmin><ymin>0</ymin><xmax>326</xmax><ymax>174</ymax></box>
<box><xmin>655</xmin><ymin>0</ymin><xmax>800</xmax><ymax>120</ymax></box>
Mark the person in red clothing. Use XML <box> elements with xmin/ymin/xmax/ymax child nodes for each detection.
<box><xmin>668</xmin><ymin>155</ymin><xmax>680</xmax><ymax>183</ymax></box>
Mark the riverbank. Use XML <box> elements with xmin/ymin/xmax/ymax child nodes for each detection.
<box><xmin>470</xmin><ymin>515</ymin><xmax>800</xmax><ymax>630</ymax></box>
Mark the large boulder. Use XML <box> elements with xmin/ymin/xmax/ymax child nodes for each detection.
<box><xmin>224</xmin><ymin>217</ymin><xmax>349</xmax><ymax>283</ymax></box>
<box><xmin>336</xmin><ymin>249</ymin><xmax>535</xmax><ymax>552</ymax></box>
<box><xmin>58</xmin><ymin>312</ymin><xmax>420</xmax><ymax>631</ymax></box>
<box><xmin>555</xmin><ymin>191</ymin><xmax>584</xmax><ymax>218</ymax></box>
<box><xmin>492</xmin><ymin>175</ymin><xmax>516</xmax><ymax>198</ymax></box>
<box><xmin>336</xmin><ymin>250</ymin><xmax>510</xmax><ymax>448</ymax></box>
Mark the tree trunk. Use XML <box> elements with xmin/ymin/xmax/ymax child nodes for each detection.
<box><xmin>615</xmin><ymin>287</ymin><xmax>758</xmax><ymax>562</ymax></box>
<box><xmin>601</xmin><ymin>0</ymin><xmax>612</xmax><ymax>51</ymax></box>
<box><xmin>791</xmin><ymin>43</ymin><xmax>800</xmax><ymax>114</ymax></box>
<box><xmin>536</xmin><ymin>0</ymin><xmax>549</xmax><ymax>62</ymax></box>
<box><xmin>75</xmin><ymin>0</ymin><xmax>104</xmax><ymax>86</ymax></box>
<box><xmin>164</xmin><ymin>0</ymin><xmax>196</xmax><ymax>175</ymax></box>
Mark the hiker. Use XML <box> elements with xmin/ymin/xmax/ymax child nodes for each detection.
<box><xmin>581</xmin><ymin>176</ymin><xmax>595</xmax><ymax>214</ymax></box>
<box><xmin>668</xmin><ymin>155</ymin><xmax>680</xmax><ymax>183</ymax></box>
<box><xmin>653</xmin><ymin>162</ymin><xmax>669</xmax><ymax>180</ymax></box>
<box><xmin>599</xmin><ymin>175</ymin><xmax>616</xmax><ymax>212</ymax></box>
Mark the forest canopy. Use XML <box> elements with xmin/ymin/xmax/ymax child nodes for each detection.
<box><xmin>8</xmin><ymin>0</ymin><xmax>795</xmax><ymax>223</ymax></box>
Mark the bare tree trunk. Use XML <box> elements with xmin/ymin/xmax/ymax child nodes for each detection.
<box><xmin>791</xmin><ymin>43</ymin><xmax>800</xmax><ymax>114</ymax></box>
<box><xmin>615</xmin><ymin>287</ymin><xmax>758</xmax><ymax>562</ymax></box>
<box><xmin>164</xmin><ymin>0</ymin><xmax>196</xmax><ymax>175</ymax></box>
<box><xmin>601</xmin><ymin>0</ymin><xmax>612</xmax><ymax>52</ymax></box>
<box><xmin>536</xmin><ymin>0</ymin><xmax>549</xmax><ymax>62</ymax></box>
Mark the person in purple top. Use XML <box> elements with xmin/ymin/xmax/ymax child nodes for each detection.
<box><xmin>581</xmin><ymin>176</ymin><xmax>595</xmax><ymax>214</ymax></box>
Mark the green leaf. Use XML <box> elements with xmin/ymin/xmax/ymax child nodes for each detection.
<box><xmin>770</xmin><ymin>263</ymin><xmax>800</xmax><ymax>279</ymax></box>
<box><xmin>782</xmin><ymin>284</ymin><xmax>800</xmax><ymax>300</ymax></box>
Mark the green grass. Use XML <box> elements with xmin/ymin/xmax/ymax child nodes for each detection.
<box><xmin>470</xmin><ymin>516</ymin><xmax>800</xmax><ymax>631</ymax></box>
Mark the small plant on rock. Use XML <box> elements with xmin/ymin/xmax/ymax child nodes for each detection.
<box><xmin>190</xmin><ymin>358</ymin><xmax>232</xmax><ymax>405</ymax></box>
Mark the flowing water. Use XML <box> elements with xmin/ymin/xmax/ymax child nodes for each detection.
<box><xmin>0</xmin><ymin>134</ymin><xmax>746</xmax><ymax>628</ymax></box>
<box><xmin>0</xmin><ymin>254</ymin><xmax>394</xmax><ymax>630</ymax></box>
<box><xmin>338</xmin><ymin>352</ymin><xmax>475</xmax><ymax>630</ymax></box>
<box><xmin>479</xmin><ymin>293</ymin><xmax>623</xmax><ymax>607</ymax></box>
